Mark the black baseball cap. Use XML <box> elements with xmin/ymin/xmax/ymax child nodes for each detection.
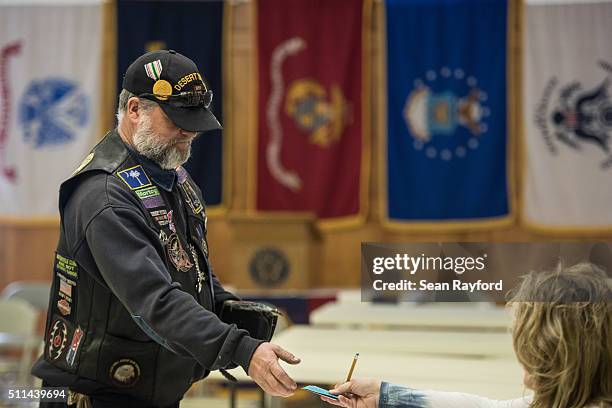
<box><xmin>122</xmin><ymin>49</ymin><xmax>222</xmax><ymax>133</ymax></box>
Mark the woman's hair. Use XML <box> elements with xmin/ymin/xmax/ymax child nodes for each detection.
<box><xmin>509</xmin><ymin>262</ymin><xmax>611</xmax><ymax>408</ymax></box>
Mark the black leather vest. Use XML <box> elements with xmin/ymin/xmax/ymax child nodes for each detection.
<box><xmin>42</xmin><ymin>131</ymin><xmax>213</xmax><ymax>405</ymax></box>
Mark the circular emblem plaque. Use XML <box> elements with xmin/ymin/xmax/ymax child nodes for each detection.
<box><xmin>249</xmin><ymin>247</ymin><xmax>290</xmax><ymax>287</ymax></box>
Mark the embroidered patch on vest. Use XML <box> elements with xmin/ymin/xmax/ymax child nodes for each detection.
<box><xmin>56</xmin><ymin>272</ymin><xmax>76</xmax><ymax>317</ymax></box>
<box><xmin>167</xmin><ymin>234</ymin><xmax>193</xmax><ymax>272</ymax></box>
<box><xmin>179</xmin><ymin>180</ymin><xmax>203</xmax><ymax>214</ymax></box>
<box><xmin>57</xmin><ymin>298</ymin><xmax>71</xmax><ymax>316</ymax></box>
<box><xmin>66</xmin><ymin>326</ymin><xmax>84</xmax><ymax>366</ymax></box>
<box><xmin>117</xmin><ymin>165</ymin><xmax>152</xmax><ymax>190</ymax></box>
<box><xmin>48</xmin><ymin>319</ymin><xmax>68</xmax><ymax>360</ymax></box>
<box><xmin>150</xmin><ymin>209</ymin><xmax>169</xmax><ymax>226</ymax></box>
<box><xmin>135</xmin><ymin>185</ymin><xmax>164</xmax><ymax>209</ymax></box>
<box><xmin>55</xmin><ymin>253</ymin><xmax>78</xmax><ymax>279</ymax></box>
<box><xmin>110</xmin><ymin>359</ymin><xmax>141</xmax><ymax>387</ymax></box>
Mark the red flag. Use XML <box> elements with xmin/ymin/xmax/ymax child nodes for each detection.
<box><xmin>253</xmin><ymin>0</ymin><xmax>370</xmax><ymax>227</ymax></box>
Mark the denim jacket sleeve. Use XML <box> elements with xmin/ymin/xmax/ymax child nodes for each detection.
<box><xmin>379</xmin><ymin>382</ymin><xmax>532</xmax><ymax>408</ymax></box>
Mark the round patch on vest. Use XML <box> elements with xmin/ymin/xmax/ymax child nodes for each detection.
<box><xmin>109</xmin><ymin>359</ymin><xmax>141</xmax><ymax>387</ymax></box>
<box><xmin>48</xmin><ymin>319</ymin><xmax>68</xmax><ymax>360</ymax></box>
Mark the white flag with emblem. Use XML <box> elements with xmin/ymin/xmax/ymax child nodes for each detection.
<box><xmin>0</xmin><ymin>2</ymin><xmax>101</xmax><ymax>215</ymax></box>
<box><xmin>522</xmin><ymin>0</ymin><xmax>612</xmax><ymax>232</ymax></box>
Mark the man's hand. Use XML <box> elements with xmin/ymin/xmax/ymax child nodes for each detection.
<box><xmin>320</xmin><ymin>378</ymin><xmax>382</xmax><ymax>408</ymax></box>
<box><xmin>247</xmin><ymin>342</ymin><xmax>301</xmax><ymax>397</ymax></box>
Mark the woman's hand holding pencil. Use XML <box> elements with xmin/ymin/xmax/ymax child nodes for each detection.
<box><xmin>319</xmin><ymin>353</ymin><xmax>383</xmax><ymax>408</ymax></box>
<box><xmin>321</xmin><ymin>378</ymin><xmax>382</xmax><ymax>408</ymax></box>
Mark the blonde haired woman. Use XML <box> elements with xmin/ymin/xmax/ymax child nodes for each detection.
<box><xmin>322</xmin><ymin>263</ymin><xmax>611</xmax><ymax>408</ymax></box>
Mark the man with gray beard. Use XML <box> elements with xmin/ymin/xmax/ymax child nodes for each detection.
<box><xmin>32</xmin><ymin>50</ymin><xmax>300</xmax><ymax>408</ymax></box>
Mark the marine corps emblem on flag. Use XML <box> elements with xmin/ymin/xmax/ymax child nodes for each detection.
<box><xmin>255</xmin><ymin>0</ymin><xmax>368</xmax><ymax>224</ymax></box>
<box><xmin>265</xmin><ymin>37</ymin><xmax>352</xmax><ymax>191</ymax></box>
<box><xmin>285</xmin><ymin>79</ymin><xmax>349</xmax><ymax>147</ymax></box>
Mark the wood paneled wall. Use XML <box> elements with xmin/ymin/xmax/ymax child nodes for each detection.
<box><xmin>0</xmin><ymin>219</ymin><xmax>60</xmax><ymax>290</ymax></box>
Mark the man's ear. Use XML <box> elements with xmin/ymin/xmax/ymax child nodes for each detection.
<box><xmin>126</xmin><ymin>97</ymin><xmax>142</xmax><ymax>124</ymax></box>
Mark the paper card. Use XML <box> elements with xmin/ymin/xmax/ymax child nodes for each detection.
<box><xmin>302</xmin><ymin>385</ymin><xmax>339</xmax><ymax>400</ymax></box>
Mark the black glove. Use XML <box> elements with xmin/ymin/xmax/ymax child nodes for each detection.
<box><xmin>219</xmin><ymin>300</ymin><xmax>280</xmax><ymax>342</ymax></box>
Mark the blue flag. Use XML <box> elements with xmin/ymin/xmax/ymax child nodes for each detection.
<box><xmin>117</xmin><ymin>0</ymin><xmax>226</xmax><ymax>210</ymax></box>
<box><xmin>384</xmin><ymin>0</ymin><xmax>510</xmax><ymax>227</ymax></box>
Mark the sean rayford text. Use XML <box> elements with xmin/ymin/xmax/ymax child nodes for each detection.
<box><xmin>372</xmin><ymin>279</ymin><xmax>503</xmax><ymax>293</ymax></box>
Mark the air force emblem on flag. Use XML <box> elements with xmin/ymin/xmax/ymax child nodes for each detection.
<box><xmin>403</xmin><ymin>67</ymin><xmax>490</xmax><ymax>161</ymax></box>
<box><xmin>19</xmin><ymin>78</ymin><xmax>89</xmax><ymax>148</ymax></box>
<box><xmin>118</xmin><ymin>165</ymin><xmax>152</xmax><ymax>190</ymax></box>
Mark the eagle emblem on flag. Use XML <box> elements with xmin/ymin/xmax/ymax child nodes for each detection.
<box><xmin>535</xmin><ymin>60</ymin><xmax>612</xmax><ymax>169</ymax></box>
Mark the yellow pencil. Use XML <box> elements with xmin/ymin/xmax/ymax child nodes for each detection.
<box><xmin>345</xmin><ymin>353</ymin><xmax>359</xmax><ymax>382</ymax></box>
